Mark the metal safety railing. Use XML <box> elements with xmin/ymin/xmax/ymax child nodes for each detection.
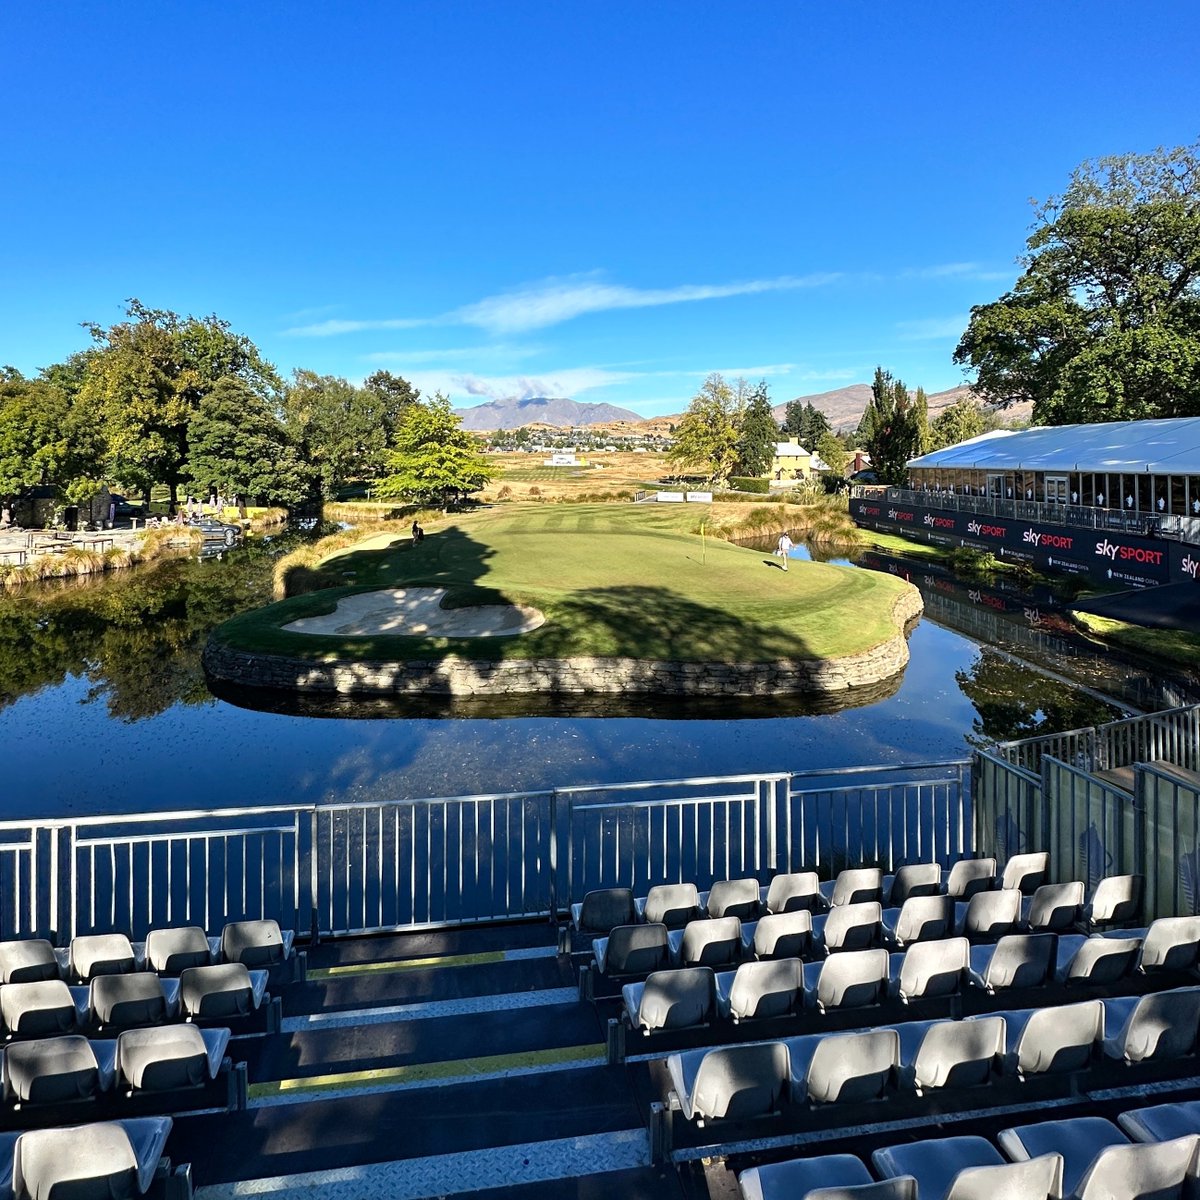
<box><xmin>0</xmin><ymin>760</ymin><xmax>972</xmax><ymax>943</ymax></box>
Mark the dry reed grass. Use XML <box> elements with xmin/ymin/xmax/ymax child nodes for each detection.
<box><xmin>702</xmin><ymin>499</ymin><xmax>860</xmax><ymax>546</ymax></box>
<box><xmin>0</xmin><ymin>526</ymin><xmax>206</xmax><ymax>589</ymax></box>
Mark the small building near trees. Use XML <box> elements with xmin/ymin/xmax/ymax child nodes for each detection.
<box><xmin>770</xmin><ymin>439</ymin><xmax>827</xmax><ymax>484</ymax></box>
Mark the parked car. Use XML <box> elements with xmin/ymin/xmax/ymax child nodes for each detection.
<box><xmin>110</xmin><ymin>494</ymin><xmax>146</xmax><ymax>519</ymax></box>
<box><xmin>849</xmin><ymin>469</ymin><xmax>880</xmax><ymax>485</ymax></box>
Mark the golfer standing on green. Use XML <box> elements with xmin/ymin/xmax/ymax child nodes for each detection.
<box><xmin>776</xmin><ymin>532</ymin><xmax>794</xmax><ymax>571</ymax></box>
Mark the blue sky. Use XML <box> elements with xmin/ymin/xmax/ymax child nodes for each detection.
<box><xmin>3</xmin><ymin>3</ymin><xmax>1197</xmax><ymax>418</ymax></box>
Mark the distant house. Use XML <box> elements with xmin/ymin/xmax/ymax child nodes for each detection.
<box><xmin>770</xmin><ymin>439</ymin><xmax>827</xmax><ymax>484</ymax></box>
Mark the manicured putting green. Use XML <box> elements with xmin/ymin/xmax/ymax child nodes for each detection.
<box><xmin>213</xmin><ymin>504</ymin><xmax>913</xmax><ymax>664</ymax></box>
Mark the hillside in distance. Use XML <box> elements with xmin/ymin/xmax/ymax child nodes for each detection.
<box><xmin>455</xmin><ymin>396</ymin><xmax>641</xmax><ymax>431</ymax></box>
<box><xmin>768</xmin><ymin>383</ymin><xmax>1034</xmax><ymax>432</ymax></box>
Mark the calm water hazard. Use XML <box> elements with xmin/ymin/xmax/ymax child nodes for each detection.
<box><xmin>2</xmin><ymin>532</ymin><xmax>1191</xmax><ymax>819</ymax></box>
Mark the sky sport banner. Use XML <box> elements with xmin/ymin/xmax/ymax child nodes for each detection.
<box><xmin>849</xmin><ymin>497</ymin><xmax>1200</xmax><ymax>590</ymax></box>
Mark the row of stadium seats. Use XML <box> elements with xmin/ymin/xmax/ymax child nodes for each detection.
<box><xmin>0</xmin><ymin>1026</ymin><xmax>231</xmax><ymax>1114</ymax></box>
<box><xmin>0</xmin><ymin>964</ymin><xmax>271</xmax><ymax>1039</ymax></box>
<box><xmin>663</xmin><ymin>985</ymin><xmax>1200</xmax><ymax>1131</ymax></box>
<box><xmin>589</xmin><ymin>884</ymin><xmax>1119</xmax><ymax>981</ymax></box>
<box><xmin>738</xmin><ymin>1107</ymin><xmax>1200</xmax><ymax>1200</ymax></box>
<box><xmin>569</xmin><ymin>867</ymin><xmax>1141</xmax><ymax>935</ymax></box>
<box><xmin>606</xmin><ymin>928</ymin><xmax>1165</xmax><ymax>1060</ymax></box>
<box><xmin>0</xmin><ymin>1116</ymin><xmax>177</xmax><ymax>1200</ymax></box>
<box><xmin>0</xmin><ymin>920</ymin><xmax>296</xmax><ymax>985</ymax></box>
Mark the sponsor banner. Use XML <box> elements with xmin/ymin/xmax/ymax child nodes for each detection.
<box><xmin>850</xmin><ymin>497</ymin><xmax>1184</xmax><ymax>588</ymax></box>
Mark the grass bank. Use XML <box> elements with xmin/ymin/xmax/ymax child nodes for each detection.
<box><xmin>1072</xmin><ymin>612</ymin><xmax>1200</xmax><ymax>674</ymax></box>
<box><xmin>214</xmin><ymin>502</ymin><xmax>915</xmax><ymax>665</ymax></box>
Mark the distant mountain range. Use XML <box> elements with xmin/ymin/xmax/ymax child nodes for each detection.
<box><xmin>454</xmin><ymin>383</ymin><xmax>1032</xmax><ymax>435</ymax></box>
<box><xmin>454</xmin><ymin>396</ymin><xmax>642</xmax><ymax>431</ymax></box>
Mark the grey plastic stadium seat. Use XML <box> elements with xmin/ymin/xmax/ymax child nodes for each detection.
<box><xmin>883</xmin><ymin>895</ymin><xmax>955</xmax><ymax>948</ymax></box>
<box><xmin>635</xmin><ymin>884</ymin><xmax>701</xmax><ymax>928</ymax></box>
<box><xmin>571</xmin><ymin>888</ymin><xmax>637</xmax><ymax>934</ymax></box>
<box><xmin>143</xmin><ymin>926</ymin><xmax>213</xmax><ymax>975</ymax></box>
<box><xmin>622</xmin><ymin>967</ymin><xmax>717</xmax><ymax>1034</ymax></box>
<box><xmin>1055</xmin><ymin>935</ymin><xmax>1142</xmax><ymax>987</ymax></box>
<box><xmin>803</xmin><ymin>949</ymin><xmax>888</xmax><ymax>1013</ymax></box>
<box><xmin>717</xmin><ymin>959</ymin><xmax>805</xmax><ymax>1023</ymax></box>
<box><xmin>956</xmin><ymin>889</ymin><xmax>1022</xmax><ymax>941</ymax></box>
<box><xmin>742</xmin><ymin>912</ymin><xmax>813</xmax><ymax>961</ymax></box>
<box><xmin>1131</xmin><ymin>918</ymin><xmax>1200</xmax><ymax>974</ymax></box>
<box><xmin>1102</xmin><ymin>986</ymin><xmax>1200</xmax><ymax>1063</ymax></box>
<box><xmin>999</xmin><ymin>852</ymin><xmax>1049</xmax><ymax>895</ymax></box>
<box><xmin>88</xmin><ymin>974</ymin><xmax>179</xmax><ymax>1032</ymax></box>
<box><xmin>740</xmin><ymin>1153</ymin><xmax>918</xmax><ymax>1200</ymax></box>
<box><xmin>667</xmin><ymin>1040</ymin><xmax>789</xmax><ymax>1124</ymax></box>
<box><xmin>968</xmin><ymin>934</ymin><xmax>1056</xmax><ymax>993</ymax></box>
<box><xmin>0</xmin><ymin>980</ymin><xmax>82</xmax><ymax>1037</ymax></box>
<box><xmin>819</xmin><ymin>868</ymin><xmax>883</xmax><ymax>909</ymax></box>
<box><xmin>12</xmin><ymin>1117</ymin><xmax>172</xmax><ymax>1200</ymax></box>
<box><xmin>883</xmin><ymin>863</ymin><xmax>942</xmax><ymax>908</ymax></box>
<box><xmin>0</xmin><ymin>941</ymin><xmax>60</xmax><ymax>986</ymax></box>
<box><xmin>116</xmin><ymin>1025</ymin><xmax>229</xmax><ymax>1091</ymax></box>
<box><xmin>2</xmin><ymin>1035</ymin><xmax>115</xmax><ymax>1105</ymax></box>
<box><xmin>998</xmin><ymin>1115</ymin><xmax>1197</xmax><ymax>1200</ymax></box>
<box><xmin>1082</xmin><ymin>876</ymin><xmax>1143</xmax><ymax>931</ymax></box>
<box><xmin>704</xmin><ymin>878</ymin><xmax>762</xmax><ymax>920</ymax></box>
<box><xmin>943</xmin><ymin>857</ymin><xmax>997</xmax><ymax>901</ymax></box>
<box><xmin>994</xmin><ymin>999</ymin><xmax>1103</xmax><ymax>1078</ymax></box>
<box><xmin>888</xmin><ymin>937</ymin><xmax>970</xmax><ymax>1003</ymax></box>
<box><xmin>874</xmin><ymin>1135</ymin><xmax>1062</xmax><ymax>1200</ymax></box>
<box><xmin>897</xmin><ymin>1015</ymin><xmax>1004</xmax><ymax>1094</ymax></box>
<box><xmin>761</xmin><ymin>872</ymin><xmax>822</xmax><ymax>914</ymax></box>
<box><xmin>592</xmin><ymin>923</ymin><xmax>670</xmax><ymax>977</ymax></box>
<box><xmin>669</xmin><ymin>916</ymin><xmax>742</xmax><ymax>968</ymax></box>
<box><xmin>787</xmin><ymin>1027</ymin><xmax>899</xmax><ymax>1105</ymax></box>
<box><xmin>218</xmin><ymin>919</ymin><xmax>293</xmax><ymax>969</ymax></box>
<box><xmin>813</xmin><ymin>902</ymin><xmax>882</xmax><ymax>953</ymax></box>
<box><xmin>1119</xmin><ymin>1099</ymin><xmax>1200</xmax><ymax>1144</ymax></box>
<box><xmin>178</xmin><ymin>962</ymin><xmax>267</xmax><ymax>1020</ymax></box>
<box><xmin>69</xmin><ymin>934</ymin><xmax>139</xmax><ymax>982</ymax></box>
<box><xmin>1021</xmin><ymin>882</ymin><xmax>1085</xmax><ymax>932</ymax></box>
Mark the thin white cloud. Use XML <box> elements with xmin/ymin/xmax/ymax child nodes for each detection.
<box><xmin>284</xmin><ymin>271</ymin><xmax>842</xmax><ymax>338</ymax></box>
<box><xmin>895</xmin><ymin>314</ymin><xmax>970</xmax><ymax>341</ymax></box>
<box><xmin>904</xmin><ymin>262</ymin><xmax>1014</xmax><ymax>283</ymax></box>
<box><xmin>405</xmin><ymin>367</ymin><xmax>639</xmax><ymax>403</ymax></box>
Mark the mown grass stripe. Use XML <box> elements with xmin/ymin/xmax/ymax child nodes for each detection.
<box><xmin>248</xmin><ymin>1043</ymin><xmax>604</xmax><ymax>1098</ymax></box>
<box><xmin>308</xmin><ymin>950</ymin><xmax>505</xmax><ymax>979</ymax></box>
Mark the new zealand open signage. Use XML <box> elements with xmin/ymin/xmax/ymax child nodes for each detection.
<box><xmin>849</xmin><ymin>497</ymin><xmax>1195</xmax><ymax>589</ymax></box>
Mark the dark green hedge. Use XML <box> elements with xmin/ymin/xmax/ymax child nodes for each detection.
<box><xmin>728</xmin><ymin>477</ymin><xmax>771</xmax><ymax>494</ymax></box>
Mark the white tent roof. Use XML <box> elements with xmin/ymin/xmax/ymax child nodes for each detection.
<box><xmin>908</xmin><ymin>417</ymin><xmax>1200</xmax><ymax>475</ymax></box>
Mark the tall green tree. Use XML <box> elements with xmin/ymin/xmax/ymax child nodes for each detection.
<box><xmin>78</xmin><ymin>300</ymin><xmax>280</xmax><ymax>504</ymax></box>
<box><xmin>929</xmin><ymin>396</ymin><xmax>992</xmax><ymax>451</ymax></box>
<box><xmin>781</xmin><ymin>400</ymin><xmax>830</xmax><ymax>446</ymax></box>
<box><xmin>185</xmin><ymin>377</ymin><xmax>310</xmax><ymax>506</ymax></box>
<box><xmin>0</xmin><ymin>370</ymin><xmax>103</xmax><ymax>503</ymax></box>
<box><xmin>667</xmin><ymin>373</ymin><xmax>741</xmax><ymax>485</ymax></box>
<box><xmin>362</xmin><ymin>369</ymin><xmax>421</xmax><ymax>447</ymax></box>
<box><xmin>736</xmin><ymin>381</ymin><xmax>778</xmax><ymax>476</ymax></box>
<box><xmin>376</xmin><ymin>393</ymin><xmax>491</xmax><ymax>506</ymax></box>
<box><xmin>955</xmin><ymin>142</ymin><xmax>1200</xmax><ymax>424</ymax></box>
<box><xmin>858</xmin><ymin>367</ymin><xmax>928</xmax><ymax>484</ymax></box>
<box><xmin>816</xmin><ymin>429</ymin><xmax>849</xmax><ymax>476</ymax></box>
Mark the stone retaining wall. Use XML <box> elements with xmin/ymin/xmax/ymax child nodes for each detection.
<box><xmin>204</xmin><ymin>585</ymin><xmax>923</xmax><ymax>699</ymax></box>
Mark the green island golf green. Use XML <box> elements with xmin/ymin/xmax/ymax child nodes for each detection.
<box><xmin>208</xmin><ymin>506</ymin><xmax>919</xmax><ymax>676</ymax></box>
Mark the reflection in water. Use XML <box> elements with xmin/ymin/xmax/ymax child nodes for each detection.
<box><xmin>1</xmin><ymin>528</ymin><xmax>1168</xmax><ymax>819</ymax></box>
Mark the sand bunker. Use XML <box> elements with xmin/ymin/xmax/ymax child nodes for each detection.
<box><xmin>282</xmin><ymin>587</ymin><xmax>545</xmax><ymax>639</ymax></box>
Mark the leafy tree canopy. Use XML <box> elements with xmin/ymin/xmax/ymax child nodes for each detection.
<box><xmin>78</xmin><ymin>299</ymin><xmax>280</xmax><ymax>502</ymax></box>
<box><xmin>736</xmin><ymin>381</ymin><xmax>778</xmax><ymax>476</ymax></box>
<box><xmin>667</xmin><ymin>373</ymin><xmax>742</xmax><ymax>485</ymax></box>
<box><xmin>376</xmin><ymin>392</ymin><xmax>491</xmax><ymax>506</ymax></box>
<box><xmin>858</xmin><ymin>367</ymin><xmax>929</xmax><ymax>484</ymax></box>
<box><xmin>0</xmin><ymin>373</ymin><xmax>104</xmax><ymax>500</ymax></box>
<box><xmin>185</xmin><ymin>377</ymin><xmax>311</xmax><ymax>506</ymax></box>
<box><xmin>816</xmin><ymin>429</ymin><xmax>849</xmax><ymax>476</ymax></box>
<box><xmin>928</xmin><ymin>396</ymin><xmax>996</xmax><ymax>452</ymax></box>
<box><xmin>955</xmin><ymin>142</ymin><xmax>1200</xmax><ymax>424</ymax></box>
